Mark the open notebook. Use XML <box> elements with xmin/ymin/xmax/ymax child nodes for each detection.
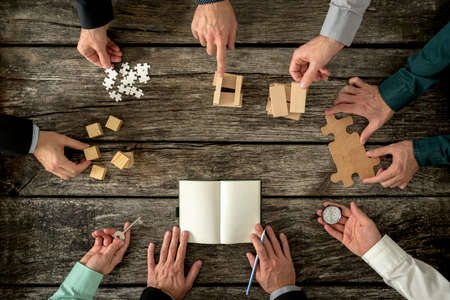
<box><xmin>179</xmin><ymin>180</ymin><xmax>261</xmax><ymax>244</ymax></box>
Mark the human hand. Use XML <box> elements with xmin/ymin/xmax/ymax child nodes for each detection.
<box><xmin>191</xmin><ymin>0</ymin><xmax>237</xmax><ymax>76</ymax></box>
<box><xmin>317</xmin><ymin>202</ymin><xmax>381</xmax><ymax>257</ymax></box>
<box><xmin>147</xmin><ymin>226</ymin><xmax>202</xmax><ymax>300</ymax></box>
<box><xmin>77</xmin><ymin>23</ymin><xmax>123</xmax><ymax>69</ymax></box>
<box><xmin>325</xmin><ymin>77</ymin><xmax>394</xmax><ymax>144</ymax></box>
<box><xmin>33</xmin><ymin>131</ymin><xmax>91</xmax><ymax>180</ymax></box>
<box><xmin>80</xmin><ymin>222</ymin><xmax>131</xmax><ymax>275</ymax></box>
<box><xmin>289</xmin><ymin>35</ymin><xmax>344</xmax><ymax>88</ymax></box>
<box><xmin>363</xmin><ymin>140</ymin><xmax>419</xmax><ymax>189</ymax></box>
<box><xmin>246</xmin><ymin>224</ymin><xmax>296</xmax><ymax>294</ymax></box>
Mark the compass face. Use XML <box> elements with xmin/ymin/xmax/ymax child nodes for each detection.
<box><xmin>322</xmin><ymin>206</ymin><xmax>342</xmax><ymax>225</ymax></box>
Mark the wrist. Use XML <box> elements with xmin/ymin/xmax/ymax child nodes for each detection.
<box><xmin>319</xmin><ymin>35</ymin><xmax>344</xmax><ymax>53</ymax></box>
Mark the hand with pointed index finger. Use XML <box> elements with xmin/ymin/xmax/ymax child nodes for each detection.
<box><xmin>246</xmin><ymin>224</ymin><xmax>296</xmax><ymax>294</ymax></box>
<box><xmin>80</xmin><ymin>222</ymin><xmax>131</xmax><ymax>275</ymax></box>
<box><xmin>147</xmin><ymin>226</ymin><xmax>202</xmax><ymax>300</ymax></box>
<box><xmin>317</xmin><ymin>202</ymin><xmax>382</xmax><ymax>256</ymax></box>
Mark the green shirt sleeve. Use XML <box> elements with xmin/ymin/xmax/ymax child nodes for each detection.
<box><xmin>49</xmin><ymin>262</ymin><xmax>103</xmax><ymax>300</ymax></box>
<box><xmin>379</xmin><ymin>23</ymin><xmax>450</xmax><ymax>111</ymax></box>
<box><xmin>413</xmin><ymin>136</ymin><xmax>450</xmax><ymax>167</ymax></box>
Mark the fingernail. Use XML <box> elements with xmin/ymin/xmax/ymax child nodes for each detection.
<box><xmin>300</xmin><ymin>82</ymin><xmax>307</xmax><ymax>88</ymax></box>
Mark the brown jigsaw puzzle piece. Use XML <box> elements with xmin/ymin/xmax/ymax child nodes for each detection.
<box><xmin>321</xmin><ymin>114</ymin><xmax>380</xmax><ymax>187</ymax></box>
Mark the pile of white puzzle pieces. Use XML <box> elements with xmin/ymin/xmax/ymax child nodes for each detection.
<box><xmin>103</xmin><ymin>62</ymin><xmax>150</xmax><ymax>102</ymax></box>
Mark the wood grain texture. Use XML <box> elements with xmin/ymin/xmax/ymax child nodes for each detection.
<box><xmin>0</xmin><ymin>47</ymin><xmax>449</xmax><ymax>143</ymax></box>
<box><xmin>0</xmin><ymin>286</ymin><xmax>403</xmax><ymax>300</ymax></box>
<box><xmin>0</xmin><ymin>0</ymin><xmax>448</xmax><ymax>44</ymax></box>
<box><xmin>0</xmin><ymin>197</ymin><xmax>448</xmax><ymax>285</ymax></box>
<box><xmin>0</xmin><ymin>143</ymin><xmax>449</xmax><ymax>196</ymax></box>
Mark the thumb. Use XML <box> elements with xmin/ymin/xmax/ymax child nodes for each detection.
<box><xmin>62</xmin><ymin>135</ymin><xmax>89</xmax><ymax>150</ymax></box>
<box><xmin>360</xmin><ymin>122</ymin><xmax>379</xmax><ymax>145</ymax></box>
<box><xmin>300</xmin><ymin>63</ymin><xmax>319</xmax><ymax>89</ymax></box>
<box><xmin>246</xmin><ymin>252</ymin><xmax>256</xmax><ymax>268</ymax></box>
<box><xmin>366</xmin><ymin>145</ymin><xmax>391</xmax><ymax>158</ymax></box>
<box><xmin>186</xmin><ymin>260</ymin><xmax>202</xmax><ymax>288</ymax></box>
<box><xmin>97</xmin><ymin>47</ymin><xmax>112</xmax><ymax>69</ymax></box>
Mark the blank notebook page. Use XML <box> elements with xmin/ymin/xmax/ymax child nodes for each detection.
<box><xmin>220</xmin><ymin>180</ymin><xmax>260</xmax><ymax>244</ymax></box>
<box><xmin>179</xmin><ymin>180</ymin><xmax>221</xmax><ymax>244</ymax></box>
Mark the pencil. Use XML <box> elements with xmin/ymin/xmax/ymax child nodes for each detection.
<box><xmin>246</xmin><ymin>229</ymin><xmax>266</xmax><ymax>296</ymax></box>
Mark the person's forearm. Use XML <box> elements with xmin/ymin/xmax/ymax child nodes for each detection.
<box><xmin>0</xmin><ymin>114</ymin><xmax>36</xmax><ymax>157</ymax></box>
<box><xmin>363</xmin><ymin>235</ymin><xmax>450</xmax><ymax>300</ymax></box>
<box><xmin>379</xmin><ymin>23</ymin><xmax>450</xmax><ymax>111</ymax></box>
<box><xmin>320</xmin><ymin>0</ymin><xmax>371</xmax><ymax>46</ymax></box>
<box><xmin>413</xmin><ymin>135</ymin><xmax>450</xmax><ymax>167</ymax></box>
<box><xmin>140</xmin><ymin>287</ymin><xmax>174</xmax><ymax>300</ymax></box>
<box><xmin>75</xmin><ymin>0</ymin><xmax>114</xmax><ymax>29</ymax></box>
<box><xmin>49</xmin><ymin>262</ymin><xmax>103</xmax><ymax>300</ymax></box>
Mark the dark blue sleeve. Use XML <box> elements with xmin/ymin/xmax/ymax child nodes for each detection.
<box><xmin>197</xmin><ymin>0</ymin><xmax>224</xmax><ymax>4</ymax></box>
<box><xmin>140</xmin><ymin>287</ymin><xmax>173</xmax><ymax>300</ymax></box>
<box><xmin>0</xmin><ymin>115</ymin><xmax>33</xmax><ymax>157</ymax></box>
<box><xmin>275</xmin><ymin>290</ymin><xmax>308</xmax><ymax>300</ymax></box>
<box><xmin>75</xmin><ymin>0</ymin><xmax>114</xmax><ymax>29</ymax></box>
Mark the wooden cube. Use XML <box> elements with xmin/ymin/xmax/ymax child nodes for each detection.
<box><xmin>105</xmin><ymin>115</ymin><xmax>123</xmax><ymax>132</ymax></box>
<box><xmin>111</xmin><ymin>151</ymin><xmax>130</xmax><ymax>169</ymax></box>
<box><xmin>123</xmin><ymin>152</ymin><xmax>134</xmax><ymax>168</ymax></box>
<box><xmin>86</xmin><ymin>123</ymin><xmax>104</xmax><ymax>138</ymax></box>
<box><xmin>90</xmin><ymin>165</ymin><xmax>107</xmax><ymax>180</ymax></box>
<box><xmin>84</xmin><ymin>146</ymin><xmax>101</xmax><ymax>161</ymax></box>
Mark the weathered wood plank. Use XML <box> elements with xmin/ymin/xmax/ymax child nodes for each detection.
<box><xmin>0</xmin><ymin>197</ymin><xmax>448</xmax><ymax>285</ymax></box>
<box><xmin>0</xmin><ymin>286</ymin><xmax>403</xmax><ymax>299</ymax></box>
<box><xmin>0</xmin><ymin>47</ymin><xmax>449</xmax><ymax>143</ymax></box>
<box><xmin>0</xmin><ymin>0</ymin><xmax>447</xmax><ymax>44</ymax></box>
<box><xmin>0</xmin><ymin>143</ymin><xmax>449</xmax><ymax>196</ymax></box>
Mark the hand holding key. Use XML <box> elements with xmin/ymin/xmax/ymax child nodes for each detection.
<box><xmin>113</xmin><ymin>216</ymin><xmax>143</xmax><ymax>240</ymax></box>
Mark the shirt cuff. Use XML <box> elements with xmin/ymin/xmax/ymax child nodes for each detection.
<box><xmin>270</xmin><ymin>285</ymin><xmax>302</xmax><ymax>300</ymax></box>
<box><xmin>320</xmin><ymin>2</ymin><xmax>368</xmax><ymax>46</ymax></box>
<box><xmin>379</xmin><ymin>70</ymin><xmax>417</xmax><ymax>111</ymax></box>
<box><xmin>362</xmin><ymin>235</ymin><xmax>408</xmax><ymax>279</ymax></box>
<box><xmin>197</xmin><ymin>0</ymin><xmax>224</xmax><ymax>4</ymax></box>
<box><xmin>28</xmin><ymin>124</ymin><xmax>39</xmax><ymax>154</ymax></box>
<box><xmin>413</xmin><ymin>136</ymin><xmax>450</xmax><ymax>167</ymax></box>
<box><xmin>61</xmin><ymin>262</ymin><xmax>103</xmax><ymax>298</ymax></box>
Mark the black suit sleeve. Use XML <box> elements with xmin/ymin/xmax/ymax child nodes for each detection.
<box><xmin>75</xmin><ymin>0</ymin><xmax>114</xmax><ymax>29</ymax></box>
<box><xmin>140</xmin><ymin>287</ymin><xmax>173</xmax><ymax>300</ymax></box>
<box><xmin>275</xmin><ymin>290</ymin><xmax>308</xmax><ymax>300</ymax></box>
<box><xmin>0</xmin><ymin>115</ymin><xmax>33</xmax><ymax>157</ymax></box>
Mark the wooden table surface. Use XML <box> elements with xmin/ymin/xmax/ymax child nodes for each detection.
<box><xmin>0</xmin><ymin>0</ymin><xmax>449</xmax><ymax>299</ymax></box>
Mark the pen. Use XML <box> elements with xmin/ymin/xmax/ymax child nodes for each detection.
<box><xmin>246</xmin><ymin>229</ymin><xmax>266</xmax><ymax>296</ymax></box>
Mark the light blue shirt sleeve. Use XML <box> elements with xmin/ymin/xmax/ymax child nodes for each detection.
<box><xmin>320</xmin><ymin>0</ymin><xmax>371</xmax><ymax>46</ymax></box>
<box><xmin>49</xmin><ymin>262</ymin><xmax>103</xmax><ymax>300</ymax></box>
<box><xmin>270</xmin><ymin>285</ymin><xmax>303</xmax><ymax>300</ymax></box>
<box><xmin>28</xmin><ymin>124</ymin><xmax>39</xmax><ymax>154</ymax></box>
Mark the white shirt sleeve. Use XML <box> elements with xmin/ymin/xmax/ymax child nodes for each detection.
<box><xmin>320</xmin><ymin>0</ymin><xmax>371</xmax><ymax>46</ymax></box>
<box><xmin>362</xmin><ymin>235</ymin><xmax>450</xmax><ymax>300</ymax></box>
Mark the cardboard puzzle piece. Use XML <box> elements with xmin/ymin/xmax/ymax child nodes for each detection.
<box><xmin>90</xmin><ymin>165</ymin><xmax>107</xmax><ymax>180</ymax></box>
<box><xmin>105</xmin><ymin>115</ymin><xmax>123</xmax><ymax>132</ymax></box>
<box><xmin>290</xmin><ymin>83</ymin><xmax>307</xmax><ymax>113</ymax></box>
<box><xmin>212</xmin><ymin>72</ymin><xmax>243</xmax><ymax>107</ymax></box>
<box><xmin>84</xmin><ymin>146</ymin><xmax>101</xmax><ymax>161</ymax></box>
<box><xmin>266</xmin><ymin>83</ymin><xmax>301</xmax><ymax>120</ymax></box>
<box><xmin>321</xmin><ymin>114</ymin><xmax>380</xmax><ymax>187</ymax></box>
<box><xmin>85</xmin><ymin>122</ymin><xmax>104</xmax><ymax>138</ymax></box>
<box><xmin>111</xmin><ymin>151</ymin><xmax>130</xmax><ymax>169</ymax></box>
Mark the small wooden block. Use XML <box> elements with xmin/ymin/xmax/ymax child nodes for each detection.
<box><xmin>269</xmin><ymin>84</ymin><xmax>289</xmax><ymax>117</ymax></box>
<box><xmin>85</xmin><ymin>123</ymin><xmax>103</xmax><ymax>138</ymax></box>
<box><xmin>290</xmin><ymin>82</ymin><xmax>307</xmax><ymax>113</ymax></box>
<box><xmin>84</xmin><ymin>146</ymin><xmax>101</xmax><ymax>161</ymax></box>
<box><xmin>124</xmin><ymin>152</ymin><xmax>134</xmax><ymax>168</ymax></box>
<box><xmin>111</xmin><ymin>151</ymin><xmax>130</xmax><ymax>169</ymax></box>
<box><xmin>212</xmin><ymin>72</ymin><xmax>244</xmax><ymax>107</ymax></box>
<box><xmin>90</xmin><ymin>165</ymin><xmax>106</xmax><ymax>180</ymax></box>
<box><xmin>105</xmin><ymin>115</ymin><xmax>123</xmax><ymax>132</ymax></box>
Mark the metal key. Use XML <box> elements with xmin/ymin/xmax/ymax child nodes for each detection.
<box><xmin>113</xmin><ymin>216</ymin><xmax>143</xmax><ymax>240</ymax></box>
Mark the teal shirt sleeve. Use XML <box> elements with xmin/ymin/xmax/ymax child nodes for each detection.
<box><xmin>378</xmin><ymin>23</ymin><xmax>450</xmax><ymax>167</ymax></box>
<box><xmin>379</xmin><ymin>23</ymin><xmax>450</xmax><ymax>111</ymax></box>
<box><xmin>49</xmin><ymin>262</ymin><xmax>103</xmax><ymax>300</ymax></box>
